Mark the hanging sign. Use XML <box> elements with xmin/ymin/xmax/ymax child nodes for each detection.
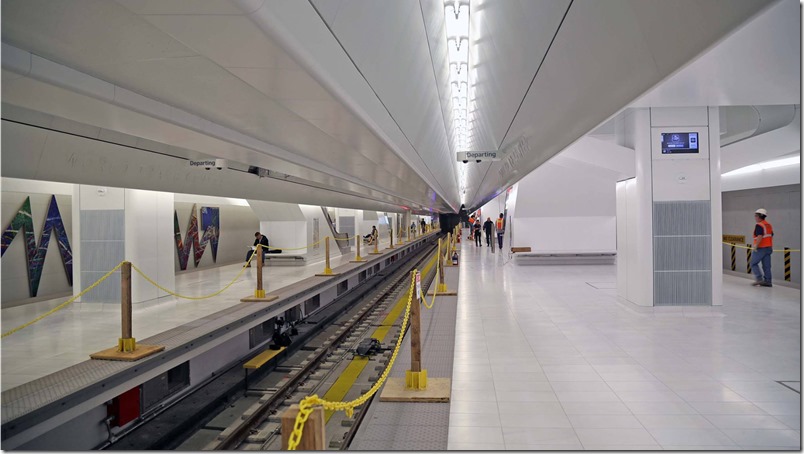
<box><xmin>415</xmin><ymin>272</ymin><xmax>422</xmax><ymax>300</ymax></box>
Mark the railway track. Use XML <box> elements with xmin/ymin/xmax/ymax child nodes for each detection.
<box><xmin>185</xmin><ymin>240</ymin><xmax>440</xmax><ymax>450</ymax></box>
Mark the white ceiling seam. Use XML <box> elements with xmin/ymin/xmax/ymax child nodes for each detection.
<box><xmin>306</xmin><ymin>0</ymin><xmax>459</xmax><ymax>207</ymax></box>
<box><xmin>238</xmin><ymin>0</ymin><xmax>459</xmax><ymax>210</ymax></box>
<box><xmin>0</xmin><ymin>44</ymin><xmax>433</xmax><ymax>210</ymax></box>
<box><xmin>306</xmin><ymin>0</ymin><xmax>454</xmax><ymax>203</ymax></box>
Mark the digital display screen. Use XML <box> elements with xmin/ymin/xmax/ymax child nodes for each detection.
<box><xmin>661</xmin><ymin>132</ymin><xmax>699</xmax><ymax>154</ymax></box>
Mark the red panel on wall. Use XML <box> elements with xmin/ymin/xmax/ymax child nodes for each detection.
<box><xmin>108</xmin><ymin>387</ymin><xmax>140</xmax><ymax>427</ymax></box>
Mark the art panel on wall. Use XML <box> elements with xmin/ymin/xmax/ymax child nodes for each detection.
<box><xmin>174</xmin><ymin>204</ymin><xmax>220</xmax><ymax>270</ymax></box>
<box><xmin>1</xmin><ymin>195</ymin><xmax>73</xmax><ymax>297</ymax></box>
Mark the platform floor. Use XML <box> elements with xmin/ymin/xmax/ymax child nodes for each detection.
<box><xmin>448</xmin><ymin>230</ymin><xmax>800</xmax><ymax>450</ymax></box>
<box><xmin>0</xmin><ymin>243</ymin><xmax>385</xmax><ymax>391</ymax></box>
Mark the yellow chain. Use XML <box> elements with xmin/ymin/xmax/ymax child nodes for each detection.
<box><xmin>723</xmin><ymin>242</ymin><xmax>800</xmax><ymax>252</ymax></box>
<box><xmin>1</xmin><ymin>261</ymin><xmax>126</xmax><ymax>338</ymax></box>
<box><xmin>287</xmin><ymin>271</ymin><xmax>417</xmax><ymax>450</ymax></box>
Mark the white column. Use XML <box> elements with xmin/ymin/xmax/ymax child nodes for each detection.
<box><xmin>616</xmin><ymin>107</ymin><xmax>722</xmax><ymax>306</ymax></box>
<box><xmin>124</xmin><ymin>189</ymin><xmax>175</xmax><ymax>303</ymax></box>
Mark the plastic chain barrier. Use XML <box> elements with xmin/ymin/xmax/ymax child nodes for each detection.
<box><xmin>1</xmin><ymin>261</ymin><xmax>126</xmax><ymax>338</ymax></box>
<box><xmin>286</xmin><ymin>270</ymin><xmax>418</xmax><ymax>450</ymax></box>
<box><xmin>723</xmin><ymin>242</ymin><xmax>800</xmax><ymax>252</ymax></box>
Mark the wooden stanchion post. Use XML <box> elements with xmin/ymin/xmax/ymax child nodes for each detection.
<box><xmin>281</xmin><ymin>405</ymin><xmax>325</xmax><ymax>450</ymax></box>
<box><xmin>120</xmin><ymin>261</ymin><xmax>133</xmax><ymax>351</ymax></box>
<box><xmin>316</xmin><ymin>237</ymin><xmax>336</xmax><ymax>276</ymax></box>
<box><xmin>255</xmin><ymin>245</ymin><xmax>265</xmax><ymax>298</ymax></box>
<box><xmin>407</xmin><ymin>271</ymin><xmax>424</xmax><ymax>387</ymax></box>
<box><xmin>387</xmin><ymin>228</ymin><xmax>395</xmax><ymax>249</ymax></box>
<box><xmin>90</xmin><ymin>262</ymin><xmax>165</xmax><ymax>361</ymax></box>
<box><xmin>351</xmin><ymin>234</ymin><xmax>365</xmax><ymax>262</ymax></box>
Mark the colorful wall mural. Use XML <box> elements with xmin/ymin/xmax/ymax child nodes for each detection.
<box><xmin>1</xmin><ymin>196</ymin><xmax>73</xmax><ymax>297</ymax></box>
<box><xmin>174</xmin><ymin>204</ymin><xmax>220</xmax><ymax>270</ymax></box>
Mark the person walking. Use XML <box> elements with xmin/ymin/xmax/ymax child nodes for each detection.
<box><xmin>496</xmin><ymin>213</ymin><xmax>505</xmax><ymax>250</ymax></box>
<box><xmin>483</xmin><ymin>217</ymin><xmax>493</xmax><ymax>247</ymax></box>
<box><xmin>468</xmin><ymin>215</ymin><xmax>476</xmax><ymax>240</ymax></box>
<box><xmin>420</xmin><ymin>218</ymin><xmax>426</xmax><ymax>234</ymax></box>
<box><xmin>473</xmin><ymin>219</ymin><xmax>482</xmax><ymax>247</ymax></box>
<box><xmin>751</xmin><ymin>208</ymin><xmax>774</xmax><ymax>287</ymax></box>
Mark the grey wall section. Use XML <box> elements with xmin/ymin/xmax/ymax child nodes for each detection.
<box><xmin>1</xmin><ymin>193</ymin><xmax>73</xmax><ymax>306</ymax></box>
<box><xmin>174</xmin><ymin>202</ymin><xmax>259</xmax><ymax>272</ymax></box>
<box><xmin>722</xmin><ymin>184</ymin><xmax>801</xmax><ymax>285</ymax></box>
<box><xmin>80</xmin><ymin>210</ymin><xmax>125</xmax><ymax>302</ymax></box>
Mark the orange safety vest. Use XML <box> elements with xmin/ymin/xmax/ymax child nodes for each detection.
<box><xmin>468</xmin><ymin>217</ymin><xmax>475</xmax><ymax>225</ymax></box>
<box><xmin>496</xmin><ymin>218</ymin><xmax>504</xmax><ymax>230</ymax></box>
<box><xmin>754</xmin><ymin>220</ymin><xmax>774</xmax><ymax>248</ymax></box>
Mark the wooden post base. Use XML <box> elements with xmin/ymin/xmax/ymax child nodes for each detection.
<box><xmin>379</xmin><ymin>377</ymin><xmax>451</xmax><ymax>402</ymax></box>
<box><xmin>240</xmin><ymin>295</ymin><xmax>279</xmax><ymax>303</ymax></box>
<box><xmin>90</xmin><ymin>344</ymin><xmax>165</xmax><ymax>361</ymax></box>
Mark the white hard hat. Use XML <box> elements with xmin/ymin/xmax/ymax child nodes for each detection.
<box><xmin>755</xmin><ymin>208</ymin><xmax>768</xmax><ymax>216</ymax></box>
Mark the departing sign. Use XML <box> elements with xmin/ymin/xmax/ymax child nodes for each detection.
<box><xmin>457</xmin><ymin>151</ymin><xmax>501</xmax><ymax>162</ymax></box>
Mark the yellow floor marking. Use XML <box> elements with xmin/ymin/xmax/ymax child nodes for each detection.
<box><xmin>320</xmin><ymin>254</ymin><xmax>437</xmax><ymax>422</ymax></box>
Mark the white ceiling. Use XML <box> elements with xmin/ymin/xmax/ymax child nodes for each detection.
<box><xmin>1</xmin><ymin>0</ymin><xmax>792</xmax><ymax>213</ymax></box>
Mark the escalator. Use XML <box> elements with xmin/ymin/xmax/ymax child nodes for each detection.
<box><xmin>320</xmin><ymin>207</ymin><xmax>351</xmax><ymax>253</ymax></box>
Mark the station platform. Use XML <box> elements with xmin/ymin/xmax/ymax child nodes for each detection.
<box><xmin>0</xmin><ymin>239</ymin><xmax>391</xmax><ymax>391</ymax></box>
<box><xmin>352</xmin><ymin>228</ymin><xmax>800</xmax><ymax>450</ymax></box>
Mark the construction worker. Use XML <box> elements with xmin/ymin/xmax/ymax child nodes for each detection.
<box><xmin>751</xmin><ymin>208</ymin><xmax>774</xmax><ymax>287</ymax></box>
<box><xmin>496</xmin><ymin>213</ymin><xmax>505</xmax><ymax>250</ymax></box>
<box><xmin>468</xmin><ymin>214</ymin><xmax>476</xmax><ymax>240</ymax></box>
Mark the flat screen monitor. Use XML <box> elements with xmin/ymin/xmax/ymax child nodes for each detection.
<box><xmin>661</xmin><ymin>132</ymin><xmax>699</xmax><ymax>154</ymax></box>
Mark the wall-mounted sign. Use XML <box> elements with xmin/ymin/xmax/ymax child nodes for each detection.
<box><xmin>722</xmin><ymin>234</ymin><xmax>746</xmax><ymax>244</ymax></box>
<box><xmin>457</xmin><ymin>151</ymin><xmax>501</xmax><ymax>162</ymax></box>
<box><xmin>189</xmin><ymin>159</ymin><xmax>227</xmax><ymax>170</ymax></box>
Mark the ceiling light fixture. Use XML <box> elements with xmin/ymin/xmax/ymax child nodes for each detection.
<box><xmin>445</xmin><ymin>0</ymin><xmax>471</xmax><ymax>162</ymax></box>
<box><xmin>722</xmin><ymin>155</ymin><xmax>800</xmax><ymax>177</ymax></box>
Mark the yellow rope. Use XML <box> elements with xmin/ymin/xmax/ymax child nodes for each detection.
<box><xmin>723</xmin><ymin>242</ymin><xmax>800</xmax><ymax>252</ymax></box>
<box><xmin>287</xmin><ymin>271</ymin><xmax>417</xmax><ymax>450</ymax></box>
<box><xmin>131</xmin><ymin>248</ymin><xmax>260</xmax><ymax>300</ymax></box>
<box><xmin>1</xmin><ymin>261</ymin><xmax>126</xmax><ymax>338</ymax></box>
<box><xmin>424</xmin><ymin>243</ymin><xmax>440</xmax><ymax>310</ymax></box>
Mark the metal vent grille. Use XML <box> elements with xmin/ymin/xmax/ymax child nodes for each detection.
<box><xmin>653</xmin><ymin>201</ymin><xmax>711</xmax><ymax>306</ymax></box>
<box><xmin>80</xmin><ymin>210</ymin><xmax>124</xmax><ymax>302</ymax></box>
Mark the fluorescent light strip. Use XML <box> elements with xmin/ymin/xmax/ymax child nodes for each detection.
<box><xmin>722</xmin><ymin>155</ymin><xmax>800</xmax><ymax>177</ymax></box>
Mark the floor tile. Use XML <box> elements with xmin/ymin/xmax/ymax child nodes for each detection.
<box><xmin>555</xmin><ymin>390</ymin><xmax>621</xmax><ymax>402</ymax></box>
<box><xmin>499</xmin><ymin>411</ymin><xmax>572</xmax><ymax>428</ymax></box>
<box><xmin>567</xmin><ymin>414</ymin><xmax>643</xmax><ymax>429</ymax></box>
<box><xmin>447</xmin><ymin>426</ymin><xmax>504</xmax><ymax>444</ymax></box>
<box><xmin>624</xmin><ymin>400</ymin><xmax>698</xmax><ymax>415</ymax></box>
<box><xmin>752</xmin><ymin>400</ymin><xmax>801</xmax><ymax>416</ymax></box>
<box><xmin>494</xmin><ymin>390</ymin><xmax>558</xmax><ymax>402</ymax></box>
<box><xmin>560</xmin><ymin>401</ymin><xmax>633</xmax><ymax>415</ymax></box>
<box><xmin>635</xmin><ymin>414</ymin><xmax>716</xmax><ymax>429</ymax></box>
<box><xmin>448</xmin><ymin>412</ymin><xmax>501</xmax><ymax>427</ymax></box>
<box><xmin>703</xmin><ymin>414</ymin><xmax>791</xmax><ymax>430</ymax></box>
<box><xmin>721</xmin><ymin>429</ymin><xmax>801</xmax><ymax>448</ymax></box>
<box><xmin>688</xmin><ymin>401</ymin><xmax>772</xmax><ymax>415</ymax></box>
<box><xmin>501</xmin><ymin>427</ymin><xmax>580</xmax><ymax>445</ymax></box>
<box><xmin>574</xmin><ymin>427</ymin><xmax>657</xmax><ymax>446</ymax></box>
<box><xmin>446</xmin><ymin>442</ymin><xmax>506</xmax><ymax>450</ymax></box>
<box><xmin>647</xmin><ymin>428</ymin><xmax>736</xmax><ymax>446</ymax></box>
<box><xmin>503</xmin><ymin>442</ymin><xmax>584</xmax><ymax>450</ymax></box>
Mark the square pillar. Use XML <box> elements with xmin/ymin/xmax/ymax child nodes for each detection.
<box><xmin>617</xmin><ymin>107</ymin><xmax>722</xmax><ymax>306</ymax></box>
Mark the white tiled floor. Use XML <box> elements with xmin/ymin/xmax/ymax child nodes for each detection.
<box><xmin>0</xmin><ymin>242</ymin><xmax>386</xmax><ymax>391</ymax></box>
<box><xmin>448</xmin><ymin>229</ymin><xmax>801</xmax><ymax>450</ymax></box>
